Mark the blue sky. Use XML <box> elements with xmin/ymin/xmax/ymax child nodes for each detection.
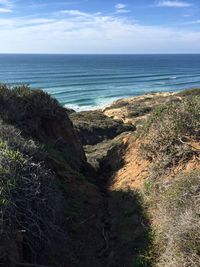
<box><xmin>0</xmin><ymin>0</ymin><xmax>200</xmax><ymax>53</ymax></box>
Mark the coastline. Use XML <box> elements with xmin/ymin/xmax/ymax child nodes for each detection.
<box><xmin>64</xmin><ymin>88</ymin><xmax>196</xmax><ymax>113</ymax></box>
<box><xmin>66</xmin><ymin>89</ymin><xmax>194</xmax><ymax>125</ymax></box>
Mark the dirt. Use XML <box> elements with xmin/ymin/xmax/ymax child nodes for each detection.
<box><xmin>81</xmin><ymin>132</ymin><xmax>151</xmax><ymax>267</ymax></box>
<box><xmin>109</xmin><ymin>138</ymin><xmax>150</xmax><ymax>191</ymax></box>
<box><xmin>102</xmin><ymin>92</ymin><xmax>182</xmax><ymax>125</ymax></box>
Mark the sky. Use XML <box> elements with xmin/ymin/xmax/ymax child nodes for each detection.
<box><xmin>0</xmin><ymin>0</ymin><xmax>200</xmax><ymax>53</ymax></box>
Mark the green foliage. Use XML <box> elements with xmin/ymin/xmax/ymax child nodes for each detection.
<box><xmin>140</xmin><ymin>96</ymin><xmax>200</xmax><ymax>178</ymax></box>
<box><xmin>0</xmin><ymin>84</ymin><xmax>63</xmax><ymax>119</ymax></box>
<box><xmin>178</xmin><ymin>87</ymin><xmax>200</xmax><ymax>97</ymax></box>
<box><xmin>0</xmin><ymin>84</ymin><xmax>69</xmax><ymax>141</ymax></box>
<box><xmin>153</xmin><ymin>171</ymin><xmax>200</xmax><ymax>267</ymax></box>
<box><xmin>109</xmin><ymin>189</ymin><xmax>154</xmax><ymax>267</ymax></box>
<box><xmin>139</xmin><ymin>95</ymin><xmax>200</xmax><ymax>266</ymax></box>
<box><xmin>127</xmin><ymin>106</ymin><xmax>152</xmax><ymax>118</ymax></box>
<box><xmin>0</xmin><ymin>84</ymin><xmax>87</xmax><ymax>174</ymax></box>
<box><xmin>70</xmin><ymin>109</ymin><xmax>134</xmax><ymax>145</ymax></box>
<box><xmin>0</xmin><ymin>120</ymin><xmax>67</xmax><ymax>266</ymax></box>
<box><xmin>143</xmin><ymin>179</ymin><xmax>154</xmax><ymax>194</ymax></box>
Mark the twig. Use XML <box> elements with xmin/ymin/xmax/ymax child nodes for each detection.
<box><xmin>178</xmin><ymin>138</ymin><xmax>200</xmax><ymax>152</ymax></box>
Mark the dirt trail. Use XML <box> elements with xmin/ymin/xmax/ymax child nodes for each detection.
<box><xmin>91</xmin><ymin>136</ymin><xmax>151</xmax><ymax>267</ymax></box>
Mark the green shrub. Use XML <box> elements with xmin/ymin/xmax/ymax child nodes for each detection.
<box><xmin>140</xmin><ymin>96</ymin><xmax>200</xmax><ymax>178</ymax></box>
<box><xmin>0</xmin><ymin>84</ymin><xmax>87</xmax><ymax>172</ymax></box>
<box><xmin>178</xmin><ymin>88</ymin><xmax>200</xmax><ymax>97</ymax></box>
<box><xmin>127</xmin><ymin>106</ymin><xmax>152</xmax><ymax>118</ymax></box>
<box><xmin>0</xmin><ymin>84</ymin><xmax>64</xmax><ymax>120</ymax></box>
<box><xmin>153</xmin><ymin>171</ymin><xmax>200</xmax><ymax>267</ymax></box>
<box><xmin>0</xmin><ymin>120</ymin><xmax>67</xmax><ymax>266</ymax></box>
<box><xmin>139</xmin><ymin>96</ymin><xmax>200</xmax><ymax>266</ymax></box>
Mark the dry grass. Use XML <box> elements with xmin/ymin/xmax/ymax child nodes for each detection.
<box><xmin>140</xmin><ymin>96</ymin><xmax>200</xmax><ymax>179</ymax></box>
<box><xmin>138</xmin><ymin>96</ymin><xmax>200</xmax><ymax>267</ymax></box>
<box><xmin>153</xmin><ymin>171</ymin><xmax>200</xmax><ymax>267</ymax></box>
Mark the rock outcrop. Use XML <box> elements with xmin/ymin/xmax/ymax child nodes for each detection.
<box><xmin>70</xmin><ymin>110</ymin><xmax>135</xmax><ymax>145</ymax></box>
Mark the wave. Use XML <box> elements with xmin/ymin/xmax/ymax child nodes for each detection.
<box><xmin>64</xmin><ymin>96</ymin><xmax>120</xmax><ymax>111</ymax></box>
<box><xmin>64</xmin><ymin>103</ymin><xmax>97</xmax><ymax>112</ymax></box>
<box><xmin>1</xmin><ymin>54</ymin><xmax>200</xmax><ymax>109</ymax></box>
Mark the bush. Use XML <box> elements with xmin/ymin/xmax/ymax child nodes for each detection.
<box><xmin>0</xmin><ymin>84</ymin><xmax>86</xmax><ymax>172</ymax></box>
<box><xmin>127</xmin><ymin>106</ymin><xmax>152</xmax><ymax>118</ymax></box>
<box><xmin>178</xmin><ymin>88</ymin><xmax>200</xmax><ymax>97</ymax></box>
<box><xmin>139</xmin><ymin>96</ymin><xmax>200</xmax><ymax>266</ymax></box>
<box><xmin>0</xmin><ymin>120</ymin><xmax>67</xmax><ymax>266</ymax></box>
<box><xmin>0</xmin><ymin>84</ymin><xmax>65</xmax><ymax>121</ymax></box>
<box><xmin>152</xmin><ymin>171</ymin><xmax>200</xmax><ymax>267</ymax></box>
<box><xmin>140</xmin><ymin>96</ymin><xmax>200</xmax><ymax>178</ymax></box>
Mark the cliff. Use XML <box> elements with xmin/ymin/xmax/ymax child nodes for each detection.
<box><xmin>0</xmin><ymin>85</ymin><xmax>199</xmax><ymax>267</ymax></box>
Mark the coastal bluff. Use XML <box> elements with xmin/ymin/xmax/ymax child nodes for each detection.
<box><xmin>0</xmin><ymin>85</ymin><xmax>199</xmax><ymax>267</ymax></box>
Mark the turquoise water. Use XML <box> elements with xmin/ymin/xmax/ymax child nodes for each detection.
<box><xmin>0</xmin><ymin>54</ymin><xmax>200</xmax><ymax>110</ymax></box>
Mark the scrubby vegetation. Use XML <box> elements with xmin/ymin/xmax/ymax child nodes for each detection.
<box><xmin>177</xmin><ymin>87</ymin><xmax>200</xmax><ymax>97</ymax></box>
<box><xmin>140</xmin><ymin>96</ymin><xmax>200</xmax><ymax>178</ymax></box>
<box><xmin>0</xmin><ymin>120</ymin><xmax>68</xmax><ymax>266</ymax></box>
<box><xmin>127</xmin><ymin>106</ymin><xmax>152</xmax><ymax>118</ymax></box>
<box><xmin>0</xmin><ymin>85</ymin><xmax>94</xmax><ymax>266</ymax></box>
<box><xmin>70</xmin><ymin>110</ymin><xmax>134</xmax><ymax>145</ymax></box>
<box><xmin>139</xmin><ymin>95</ymin><xmax>200</xmax><ymax>267</ymax></box>
<box><xmin>154</xmin><ymin>171</ymin><xmax>200</xmax><ymax>267</ymax></box>
<box><xmin>0</xmin><ymin>84</ymin><xmax>86</xmax><ymax>172</ymax></box>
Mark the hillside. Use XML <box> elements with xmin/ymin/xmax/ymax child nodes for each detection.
<box><xmin>106</xmin><ymin>91</ymin><xmax>200</xmax><ymax>266</ymax></box>
<box><xmin>0</xmin><ymin>85</ymin><xmax>199</xmax><ymax>267</ymax></box>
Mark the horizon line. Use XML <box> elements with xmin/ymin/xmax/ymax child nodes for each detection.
<box><xmin>0</xmin><ymin>52</ymin><xmax>200</xmax><ymax>55</ymax></box>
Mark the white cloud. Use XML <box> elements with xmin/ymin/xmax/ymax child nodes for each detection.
<box><xmin>0</xmin><ymin>0</ymin><xmax>10</xmax><ymax>4</ymax></box>
<box><xmin>183</xmin><ymin>19</ymin><xmax>200</xmax><ymax>24</ymax></box>
<box><xmin>0</xmin><ymin>0</ymin><xmax>13</xmax><ymax>12</ymax></box>
<box><xmin>115</xmin><ymin>3</ymin><xmax>126</xmax><ymax>9</ymax></box>
<box><xmin>115</xmin><ymin>3</ymin><xmax>130</xmax><ymax>14</ymax></box>
<box><xmin>157</xmin><ymin>1</ymin><xmax>192</xmax><ymax>7</ymax></box>
<box><xmin>183</xmin><ymin>14</ymin><xmax>192</xmax><ymax>17</ymax></box>
<box><xmin>0</xmin><ymin>0</ymin><xmax>13</xmax><ymax>7</ymax></box>
<box><xmin>0</xmin><ymin>10</ymin><xmax>199</xmax><ymax>53</ymax></box>
<box><xmin>0</xmin><ymin>7</ymin><xmax>11</xmax><ymax>12</ymax></box>
<box><xmin>116</xmin><ymin>9</ymin><xmax>130</xmax><ymax>14</ymax></box>
<box><xmin>60</xmin><ymin>9</ymin><xmax>92</xmax><ymax>17</ymax></box>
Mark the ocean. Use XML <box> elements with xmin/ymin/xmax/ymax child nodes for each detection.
<box><xmin>0</xmin><ymin>54</ymin><xmax>200</xmax><ymax>110</ymax></box>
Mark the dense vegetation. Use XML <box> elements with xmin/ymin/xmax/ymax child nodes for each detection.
<box><xmin>0</xmin><ymin>120</ymin><xmax>68</xmax><ymax>266</ymax></box>
<box><xmin>70</xmin><ymin>110</ymin><xmax>134</xmax><ymax>145</ymax></box>
<box><xmin>0</xmin><ymin>84</ymin><xmax>86</xmax><ymax>171</ymax></box>
<box><xmin>139</xmin><ymin>95</ymin><xmax>200</xmax><ymax>267</ymax></box>
<box><xmin>0</xmin><ymin>85</ymin><xmax>92</xmax><ymax>266</ymax></box>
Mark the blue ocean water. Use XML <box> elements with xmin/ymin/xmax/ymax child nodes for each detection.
<box><xmin>0</xmin><ymin>54</ymin><xmax>200</xmax><ymax>110</ymax></box>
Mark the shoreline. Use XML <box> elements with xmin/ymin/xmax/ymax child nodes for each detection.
<box><xmin>64</xmin><ymin>90</ymin><xmax>180</xmax><ymax>113</ymax></box>
<box><xmin>64</xmin><ymin>88</ymin><xmax>198</xmax><ymax>113</ymax></box>
<box><xmin>68</xmin><ymin>88</ymin><xmax>200</xmax><ymax>127</ymax></box>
